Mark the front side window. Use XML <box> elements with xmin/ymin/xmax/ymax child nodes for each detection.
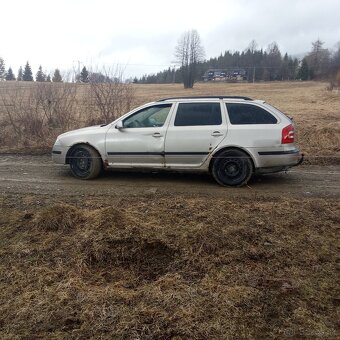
<box><xmin>123</xmin><ymin>104</ymin><xmax>172</xmax><ymax>128</ymax></box>
<box><xmin>226</xmin><ymin>103</ymin><xmax>278</xmax><ymax>124</ymax></box>
<box><xmin>174</xmin><ymin>103</ymin><xmax>222</xmax><ymax>126</ymax></box>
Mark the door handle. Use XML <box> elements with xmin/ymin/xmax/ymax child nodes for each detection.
<box><xmin>152</xmin><ymin>132</ymin><xmax>163</xmax><ymax>138</ymax></box>
<box><xmin>211</xmin><ymin>131</ymin><xmax>224</xmax><ymax>137</ymax></box>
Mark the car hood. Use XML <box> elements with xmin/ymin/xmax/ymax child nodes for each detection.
<box><xmin>58</xmin><ymin>124</ymin><xmax>108</xmax><ymax>139</ymax></box>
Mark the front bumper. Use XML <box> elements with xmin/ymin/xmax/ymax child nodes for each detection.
<box><xmin>52</xmin><ymin>146</ymin><xmax>69</xmax><ymax>164</ymax></box>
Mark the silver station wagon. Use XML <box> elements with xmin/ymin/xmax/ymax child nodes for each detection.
<box><xmin>52</xmin><ymin>96</ymin><xmax>303</xmax><ymax>186</ymax></box>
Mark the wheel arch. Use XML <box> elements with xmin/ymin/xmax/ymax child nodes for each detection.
<box><xmin>66</xmin><ymin>142</ymin><xmax>104</xmax><ymax>165</ymax></box>
<box><xmin>209</xmin><ymin>146</ymin><xmax>256</xmax><ymax>173</ymax></box>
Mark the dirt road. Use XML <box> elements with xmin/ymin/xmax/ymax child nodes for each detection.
<box><xmin>0</xmin><ymin>154</ymin><xmax>339</xmax><ymax>199</ymax></box>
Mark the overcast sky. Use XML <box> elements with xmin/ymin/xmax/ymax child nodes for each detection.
<box><xmin>1</xmin><ymin>0</ymin><xmax>339</xmax><ymax>78</ymax></box>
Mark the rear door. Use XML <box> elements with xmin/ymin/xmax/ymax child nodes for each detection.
<box><xmin>164</xmin><ymin>101</ymin><xmax>227</xmax><ymax>168</ymax></box>
<box><xmin>224</xmin><ymin>102</ymin><xmax>282</xmax><ymax>148</ymax></box>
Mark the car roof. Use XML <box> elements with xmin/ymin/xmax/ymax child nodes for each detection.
<box><xmin>157</xmin><ymin>96</ymin><xmax>253</xmax><ymax>102</ymax></box>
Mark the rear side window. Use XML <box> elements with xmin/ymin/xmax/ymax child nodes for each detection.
<box><xmin>226</xmin><ymin>103</ymin><xmax>277</xmax><ymax>124</ymax></box>
<box><xmin>175</xmin><ymin>103</ymin><xmax>222</xmax><ymax>126</ymax></box>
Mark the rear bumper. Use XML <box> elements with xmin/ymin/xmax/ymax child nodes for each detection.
<box><xmin>254</xmin><ymin>149</ymin><xmax>303</xmax><ymax>174</ymax></box>
<box><xmin>254</xmin><ymin>148</ymin><xmax>302</xmax><ymax>168</ymax></box>
<box><xmin>293</xmin><ymin>153</ymin><xmax>304</xmax><ymax>167</ymax></box>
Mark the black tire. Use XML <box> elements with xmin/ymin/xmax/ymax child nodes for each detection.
<box><xmin>211</xmin><ymin>149</ymin><xmax>253</xmax><ymax>186</ymax></box>
<box><xmin>69</xmin><ymin>145</ymin><xmax>102</xmax><ymax>180</ymax></box>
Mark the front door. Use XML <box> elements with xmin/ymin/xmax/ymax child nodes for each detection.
<box><xmin>105</xmin><ymin>104</ymin><xmax>173</xmax><ymax>167</ymax></box>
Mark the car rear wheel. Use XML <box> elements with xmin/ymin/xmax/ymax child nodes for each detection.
<box><xmin>211</xmin><ymin>149</ymin><xmax>253</xmax><ymax>186</ymax></box>
<box><xmin>69</xmin><ymin>145</ymin><xmax>102</xmax><ymax>180</ymax></box>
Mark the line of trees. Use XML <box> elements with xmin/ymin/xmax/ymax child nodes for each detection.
<box><xmin>0</xmin><ymin>59</ymin><xmax>118</xmax><ymax>85</ymax></box>
<box><xmin>0</xmin><ymin>59</ymin><xmax>65</xmax><ymax>83</ymax></box>
<box><xmin>137</xmin><ymin>36</ymin><xmax>340</xmax><ymax>88</ymax></box>
<box><xmin>0</xmin><ymin>59</ymin><xmax>90</xmax><ymax>83</ymax></box>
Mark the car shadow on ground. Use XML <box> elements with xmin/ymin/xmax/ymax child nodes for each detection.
<box><xmin>57</xmin><ymin>167</ymin><xmax>295</xmax><ymax>189</ymax></box>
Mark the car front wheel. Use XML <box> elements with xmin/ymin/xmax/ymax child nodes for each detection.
<box><xmin>69</xmin><ymin>145</ymin><xmax>102</xmax><ymax>180</ymax></box>
<box><xmin>211</xmin><ymin>149</ymin><xmax>253</xmax><ymax>186</ymax></box>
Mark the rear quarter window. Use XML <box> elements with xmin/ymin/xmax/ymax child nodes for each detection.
<box><xmin>226</xmin><ymin>103</ymin><xmax>278</xmax><ymax>124</ymax></box>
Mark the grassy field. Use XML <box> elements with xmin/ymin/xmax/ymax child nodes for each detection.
<box><xmin>0</xmin><ymin>193</ymin><xmax>339</xmax><ymax>339</ymax></box>
<box><xmin>0</xmin><ymin>81</ymin><xmax>339</xmax><ymax>164</ymax></box>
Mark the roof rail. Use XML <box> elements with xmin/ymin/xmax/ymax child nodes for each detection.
<box><xmin>157</xmin><ymin>96</ymin><xmax>253</xmax><ymax>101</ymax></box>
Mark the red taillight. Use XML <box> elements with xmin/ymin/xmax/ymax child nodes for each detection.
<box><xmin>282</xmin><ymin>124</ymin><xmax>294</xmax><ymax>144</ymax></box>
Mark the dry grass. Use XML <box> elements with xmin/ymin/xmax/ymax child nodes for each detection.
<box><xmin>0</xmin><ymin>194</ymin><xmax>338</xmax><ymax>338</ymax></box>
<box><xmin>0</xmin><ymin>81</ymin><xmax>339</xmax><ymax>163</ymax></box>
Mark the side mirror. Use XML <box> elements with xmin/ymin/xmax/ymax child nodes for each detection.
<box><xmin>115</xmin><ymin>121</ymin><xmax>124</xmax><ymax>130</ymax></box>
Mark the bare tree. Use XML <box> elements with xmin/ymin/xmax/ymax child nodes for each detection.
<box><xmin>175</xmin><ymin>29</ymin><xmax>205</xmax><ymax>88</ymax></box>
<box><xmin>86</xmin><ymin>66</ymin><xmax>136</xmax><ymax>124</ymax></box>
<box><xmin>0</xmin><ymin>84</ymin><xmax>45</xmax><ymax>141</ymax></box>
<box><xmin>264</xmin><ymin>42</ymin><xmax>282</xmax><ymax>80</ymax></box>
<box><xmin>34</xmin><ymin>82</ymin><xmax>79</xmax><ymax>130</ymax></box>
<box><xmin>0</xmin><ymin>82</ymin><xmax>79</xmax><ymax>146</ymax></box>
<box><xmin>307</xmin><ymin>39</ymin><xmax>331</xmax><ymax>79</ymax></box>
<box><xmin>327</xmin><ymin>42</ymin><xmax>340</xmax><ymax>90</ymax></box>
<box><xmin>247</xmin><ymin>39</ymin><xmax>258</xmax><ymax>54</ymax></box>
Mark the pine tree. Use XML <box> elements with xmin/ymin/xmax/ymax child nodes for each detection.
<box><xmin>46</xmin><ymin>74</ymin><xmax>51</xmax><ymax>82</ymax></box>
<box><xmin>23</xmin><ymin>62</ymin><xmax>33</xmax><ymax>81</ymax></box>
<box><xmin>80</xmin><ymin>66</ymin><xmax>89</xmax><ymax>83</ymax></box>
<box><xmin>288</xmin><ymin>57</ymin><xmax>298</xmax><ymax>80</ymax></box>
<box><xmin>5</xmin><ymin>67</ymin><xmax>16</xmax><ymax>81</ymax></box>
<box><xmin>35</xmin><ymin>65</ymin><xmax>46</xmax><ymax>82</ymax></box>
<box><xmin>0</xmin><ymin>57</ymin><xmax>5</xmax><ymax>81</ymax></box>
<box><xmin>17</xmin><ymin>66</ymin><xmax>23</xmax><ymax>81</ymax></box>
<box><xmin>52</xmin><ymin>68</ymin><xmax>63</xmax><ymax>82</ymax></box>
<box><xmin>281</xmin><ymin>53</ymin><xmax>289</xmax><ymax>80</ymax></box>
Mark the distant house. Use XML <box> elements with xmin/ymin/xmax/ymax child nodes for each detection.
<box><xmin>203</xmin><ymin>69</ymin><xmax>223</xmax><ymax>81</ymax></box>
<box><xmin>203</xmin><ymin>68</ymin><xmax>247</xmax><ymax>81</ymax></box>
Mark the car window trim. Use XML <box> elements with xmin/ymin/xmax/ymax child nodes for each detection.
<box><xmin>172</xmin><ymin>101</ymin><xmax>224</xmax><ymax>127</ymax></box>
<box><xmin>224</xmin><ymin>102</ymin><xmax>279</xmax><ymax>125</ymax></box>
<box><xmin>122</xmin><ymin>103</ymin><xmax>173</xmax><ymax>129</ymax></box>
